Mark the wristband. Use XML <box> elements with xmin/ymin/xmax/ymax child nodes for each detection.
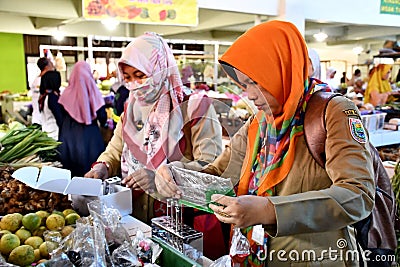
<box><xmin>91</xmin><ymin>161</ymin><xmax>110</xmax><ymax>170</ymax></box>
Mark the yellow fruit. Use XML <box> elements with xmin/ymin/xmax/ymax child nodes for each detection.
<box><xmin>60</xmin><ymin>225</ymin><xmax>74</xmax><ymax>237</ymax></box>
<box><xmin>24</xmin><ymin>236</ymin><xmax>44</xmax><ymax>249</ymax></box>
<box><xmin>52</xmin><ymin>211</ymin><xmax>64</xmax><ymax>217</ymax></box>
<box><xmin>35</xmin><ymin>210</ymin><xmax>50</xmax><ymax>226</ymax></box>
<box><xmin>22</xmin><ymin>213</ymin><xmax>41</xmax><ymax>232</ymax></box>
<box><xmin>62</xmin><ymin>209</ymin><xmax>77</xmax><ymax>217</ymax></box>
<box><xmin>15</xmin><ymin>228</ymin><xmax>31</xmax><ymax>243</ymax></box>
<box><xmin>46</xmin><ymin>214</ymin><xmax>65</xmax><ymax>231</ymax></box>
<box><xmin>0</xmin><ymin>233</ymin><xmax>20</xmax><ymax>255</ymax></box>
<box><xmin>8</xmin><ymin>245</ymin><xmax>35</xmax><ymax>266</ymax></box>
<box><xmin>34</xmin><ymin>248</ymin><xmax>41</xmax><ymax>262</ymax></box>
<box><xmin>0</xmin><ymin>214</ymin><xmax>22</xmax><ymax>232</ymax></box>
<box><xmin>0</xmin><ymin>230</ymin><xmax>11</xmax><ymax>238</ymax></box>
<box><xmin>13</xmin><ymin>213</ymin><xmax>23</xmax><ymax>222</ymax></box>
<box><xmin>39</xmin><ymin>241</ymin><xmax>58</xmax><ymax>258</ymax></box>
<box><xmin>65</xmin><ymin>213</ymin><xmax>80</xmax><ymax>225</ymax></box>
<box><xmin>32</xmin><ymin>226</ymin><xmax>47</xmax><ymax>238</ymax></box>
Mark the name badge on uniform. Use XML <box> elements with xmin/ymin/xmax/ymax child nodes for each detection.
<box><xmin>251</xmin><ymin>224</ymin><xmax>265</xmax><ymax>245</ymax></box>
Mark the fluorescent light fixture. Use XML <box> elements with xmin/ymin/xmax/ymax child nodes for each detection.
<box><xmin>352</xmin><ymin>46</ymin><xmax>364</xmax><ymax>55</ymax></box>
<box><xmin>101</xmin><ymin>18</ymin><xmax>120</xmax><ymax>31</ymax></box>
<box><xmin>313</xmin><ymin>31</ymin><xmax>328</xmax><ymax>42</ymax></box>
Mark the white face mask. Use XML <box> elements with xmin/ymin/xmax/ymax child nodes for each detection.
<box><xmin>126</xmin><ymin>77</ymin><xmax>151</xmax><ymax>91</ymax></box>
<box><xmin>127</xmin><ymin>77</ymin><xmax>161</xmax><ymax>104</ymax></box>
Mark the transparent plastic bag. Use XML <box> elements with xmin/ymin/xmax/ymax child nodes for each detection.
<box><xmin>230</xmin><ymin>227</ymin><xmax>250</xmax><ymax>264</ymax></box>
<box><xmin>209</xmin><ymin>255</ymin><xmax>232</xmax><ymax>267</ymax></box>
<box><xmin>131</xmin><ymin>230</ymin><xmax>162</xmax><ymax>264</ymax></box>
<box><xmin>48</xmin><ymin>216</ymin><xmax>107</xmax><ymax>267</ymax></box>
<box><xmin>211</xmin><ymin>227</ymin><xmax>250</xmax><ymax>267</ymax></box>
<box><xmin>111</xmin><ymin>241</ymin><xmax>141</xmax><ymax>266</ymax></box>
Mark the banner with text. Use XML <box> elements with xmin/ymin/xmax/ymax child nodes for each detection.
<box><xmin>83</xmin><ymin>0</ymin><xmax>198</xmax><ymax>26</ymax></box>
<box><xmin>380</xmin><ymin>0</ymin><xmax>400</xmax><ymax>15</ymax></box>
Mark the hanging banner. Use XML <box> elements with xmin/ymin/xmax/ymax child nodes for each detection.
<box><xmin>380</xmin><ymin>0</ymin><xmax>400</xmax><ymax>15</ymax></box>
<box><xmin>83</xmin><ymin>0</ymin><xmax>198</xmax><ymax>26</ymax></box>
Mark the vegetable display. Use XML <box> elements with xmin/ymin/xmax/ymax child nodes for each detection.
<box><xmin>0</xmin><ymin>124</ymin><xmax>61</xmax><ymax>165</ymax></box>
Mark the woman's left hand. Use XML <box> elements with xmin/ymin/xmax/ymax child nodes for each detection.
<box><xmin>122</xmin><ymin>168</ymin><xmax>155</xmax><ymax>194</ymax></box>
<box><xmin>208</xmin><ymin>194</ymin><xmax>276</xmax><ymax>228</ymax></box>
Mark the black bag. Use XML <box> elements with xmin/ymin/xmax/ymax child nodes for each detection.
<box><xmin>303</xmin><ymin>90</ymin><xmax>399</xmax><ymax>267</ymax></box>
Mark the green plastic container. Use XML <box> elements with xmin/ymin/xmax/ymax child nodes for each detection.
<box><xmin>152</xmin><ymin>237</ymin><xmax>202</xmax><ymax>267</ymax></box>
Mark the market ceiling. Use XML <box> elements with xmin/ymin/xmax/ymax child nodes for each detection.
<box><xmin>0</xmin><ymin>0</ymin><xmax>399</xmax><ymax>50</ymax></box>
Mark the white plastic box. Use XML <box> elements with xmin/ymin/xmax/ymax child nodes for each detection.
<box><xmin>70</xmin><ymin>185</ymin><xmax>132</xmax><ymax>217</ymax></box>
<box><xmin>361</xmin><ymin>112</ymin><xmax>386</xmax><ymax>132</ymax></box>
<box><xmin>12</xmin><ymin>166</ymin><xmax>132</xmax><ymax>217</ymax></box>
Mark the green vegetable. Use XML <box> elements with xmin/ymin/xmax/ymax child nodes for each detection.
<box><xmin>0</xmin><ymin>125</ymin><xmax>61</xmax><ymax>163</ymax></box>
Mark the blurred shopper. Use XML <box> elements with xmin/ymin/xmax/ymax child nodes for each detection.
<box><xmin>364</xmin><ymin>64</ymin><xmax>393</xmax><ymax>106</ymax></box>
<box><xmin>30</xmin><ymin>57</ymin><xmax>55</xmax><ymax>125</ymax></box>
<box><xmin>347</xmin><ymin>68</ymin><xmax>362</xmax><ymax>86</ymax></box>
<box><xmin>38</xmin><ymin>70</ymin><xmax>63</xmax><ymax>140</ymax></box>
<box><xmin>58</xmin><ymin>61</ymin><xmax>107</xmax><ymax>177</ymax></box>
<box><xmin>307</xmin><ymin>48</ymin><xmax>321</xmax><ymax>80</ymax></box>
<box><xmin>325</xmin><ymin>66</ymin><xmax>338</xmax><ymax>91</ymax></box>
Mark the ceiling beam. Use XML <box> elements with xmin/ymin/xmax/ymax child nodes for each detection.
<box><xmin>0</xmin><ymin>0</ymin><xmax>78</xmax><ymax>20</ymax></box>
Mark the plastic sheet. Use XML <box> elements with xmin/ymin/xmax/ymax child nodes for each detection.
<box><xmin>169</xmin><ymin>165</ymin><xmax>235</xmax><ymax>213</ymax></box>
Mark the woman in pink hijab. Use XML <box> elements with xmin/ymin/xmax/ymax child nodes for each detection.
<box><xmin>85</xmin><ymin>32</ymin><xmax>226</xmax><ymax>259</ymax></box>
<box><xmin>58</xmin><ymin>61</ymin><xmax>107</xmax><ymax>176</ymax></box>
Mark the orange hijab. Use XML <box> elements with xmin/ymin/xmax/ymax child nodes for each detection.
<box><xmin>364</xmin><ymin>64</ymin><xmax>392</xmax><ymax>104</ymax></box>
<box><xmin>219</xmin><ymin>20</ymin><xmax>309</xmax><ymax>196</ymax></box>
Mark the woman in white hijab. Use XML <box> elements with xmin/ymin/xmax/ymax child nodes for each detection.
<box><xmin>326</xmin><ymin>66</ymin><xmax>339</xmax><ymax>90</ymax></box>
<box><xmin>307</xmin><ymin>48</ymin><xmax>321</xmax><ymax>80</ymax></box>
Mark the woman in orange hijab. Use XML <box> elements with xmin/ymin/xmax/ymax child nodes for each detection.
<box><xmin>364</xmin><ymin>64</ymin><xmax>393</xmax><ymax>106</ymax></box>
<box><xmin>155</xmin><ymin>20</ymin><xmax>375</xmax><ymax>266</ymax></box>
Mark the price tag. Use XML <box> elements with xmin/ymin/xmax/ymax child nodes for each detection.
<box><xmin>251</xmin><ymin>224</ymin><xmax>265</xmax><ymax>245</ymax></box>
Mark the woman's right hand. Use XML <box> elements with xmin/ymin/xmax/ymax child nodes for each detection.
<box><xmin>84</xmin><ymin>163</ymin><xmax>109</xmax><ymax>180</ymax></box>
<box><xmin>155</xmin><ymin>164</ymin><xmax>181</xmax><ymax>199</ymax></box>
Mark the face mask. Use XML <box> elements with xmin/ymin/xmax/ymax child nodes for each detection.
<box><xmin>126</xmin><ymin>77</ymin><xmax>151</xmax><ymax>91</ymax></box>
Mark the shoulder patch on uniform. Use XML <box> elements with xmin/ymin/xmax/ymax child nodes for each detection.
<box><xmin>343</xmin><ymin>109</ymin><xmax>360</xmax><ymax>118</ymax></box>
<box><xmin>349</xmin><ymin>118</ymin><xmax>366</xmax><ymax>143</ymax></box>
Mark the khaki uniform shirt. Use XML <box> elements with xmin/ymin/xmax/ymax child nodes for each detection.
<box><xmin>97</xmin><ymin>99</ymin><xmax>223</xmax><ymax>223</ymax></box>
<box><xmin>203</xmin><ymin>96</ymin><xmax>375</xmax><ymax>266</ymax></box>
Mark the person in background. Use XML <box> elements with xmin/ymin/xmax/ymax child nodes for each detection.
<box><xmin>38</xmin><ymin>71</ymin><xmax>63</xmax><ymax>140</ymax></box>
<box><xmin>155</xmin><ymin>20</ymin><xmax>374</xmax><ymax>266</ymax></box>
<box><xmin>325</xmin><ymin>66</ymin><xmax>338</xmax><ymax>90</ymax></box>
<box><xmin>307</xmin><ymin>48</ymin><xmax>321</xmax><ymax>80</ymax></box>
<box><xmin>84</xmin><ymin>32</ymin><xmax>225</xmax><ymax>259</ymax></box>
<box><xmin>29</xmin><ymin>57</ymin><xmax>55</xmax><ymax>125</ymax></box>
<box><xmin>347</xmin><ymin>68</ymin><xmax>361</xmax><ymax>87</ymax></box>
<box><xmin>364</xmin><ymin>64</ymin><xmax>393</xmax><ymax>107</ymax></box>
<box><xmin>340</xmin><ymin>71</ymin><xmax>349</xmax><ymax>84</ymax></box>
<box><xmin>92</xmin><ymin>69</ymin><xmax>101</xmax><ymax>84</ymax></box>
<box><xmin>353</xmin><ymin>77</ymin><xmax>365</xmax><ymax>95</ymax></box>
<box><xmin>58</xmin><ymin>61</ymin><xmax>107</xmax><ymax>177</ymax></box>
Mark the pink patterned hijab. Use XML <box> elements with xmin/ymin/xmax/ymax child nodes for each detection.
<box><xmin>119</xmin><ymin>32</ymin><xmax>184</xmax><ymax>170</ymax></box>
<box><xmin>59</xmin><ymin>61</ymin><xmax>105</xmax><ymax>124</ymax></box>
